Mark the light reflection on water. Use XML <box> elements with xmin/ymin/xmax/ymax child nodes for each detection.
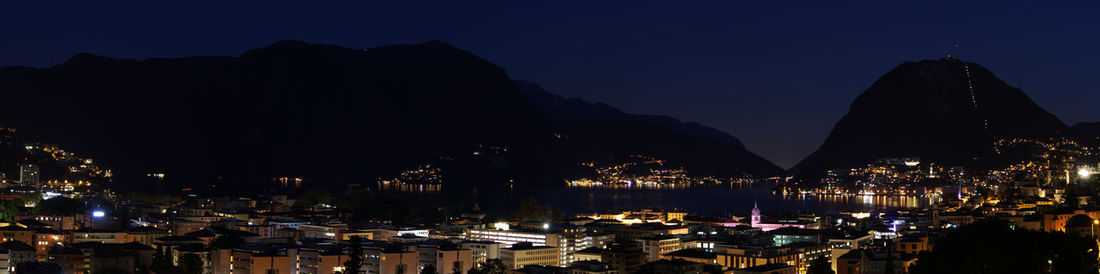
<box><xmin>518</xmin><ymin>184</ymin><xmax>940</xmax><ymax>215</ymax></box>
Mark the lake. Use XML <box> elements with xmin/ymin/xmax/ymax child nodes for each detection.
<box><xmin>509</xmin><ymin>183</ymin><xmax>940</xmax><ymax>215</ymax></box>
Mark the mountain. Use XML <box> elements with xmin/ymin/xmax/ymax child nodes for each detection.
<box><xmin>1073</xmin><ymin>122</ymin><xmax>1100</xmax><ymax>138</ymax></box>
<box><xmin>794</xmin><ymin>58</ymin><xmax>1070</xmax><ymax>179</ymax></box>
<box><xmin>0</xmin><ymin>41</ymin><xmax>551</xmax><ymax>193</ymax></box>
<box><xmin>0</xmin><ymin>40</ymin><xmax>780</xmax><ymax>193</ymax></box>
<box><xmin>517</xmin><ymin>81</ymin><xmax>783</xmax><ymax>178</ymax></box>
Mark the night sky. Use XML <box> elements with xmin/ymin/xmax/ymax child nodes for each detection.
<box><xmin>2</xmin><ymin>1</ymin><xmax>1098</xmax><ymax>168</ymax></box>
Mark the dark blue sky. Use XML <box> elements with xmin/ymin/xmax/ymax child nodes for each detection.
<box><xmin>2</xmin><ymin>1</ymin><xmax>1098</xmax><ymax>168</ymax></box>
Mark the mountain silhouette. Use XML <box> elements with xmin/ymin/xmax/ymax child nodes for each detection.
<box><xmin>794</xmin><ymin>58</ymin><xmax>1069</xmax><ymax>179</ymax></box>
<box><xmin>517</xmin><ymin>81</ymin><xmax>783</xmax><ymax>178</ymax></box>
<box><xmin>0</xmin><ymin>40</ymin><xmax>780</xmax><ymax>193</ymax></box>
<box><xmin>1073</xmin><ymin>122</ymin><xmax>1100</xmax><ymax>139</ymax></box>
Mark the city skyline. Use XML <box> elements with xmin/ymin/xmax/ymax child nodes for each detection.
<box><xmin>1</xmin><ymin>3</ymin><xmax>1100</xmax><ymax>273</ymax></box>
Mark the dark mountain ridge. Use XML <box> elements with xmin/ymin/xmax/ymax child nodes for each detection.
<box><xmin>517</xmin><ymin>81</ymin><xmax>783</xmax><ymax>177</ymax></box>
<box><xmin>1073</xmin><ymin>122</ymin><xmax>1100</xmax><ymax>136</ymax></box>
<box><xmin>794</xmin><ymin>58</ymin><xmax>1070</xmax><ymax>179</ymax></box>
<box><xmin>0</xmin><ymin>41</ymin><xmax>548</xmax><ymax>193</ymax></box>
<box><xmin>0</xmin><ymin>40</ymin><xmax>780</xmax><ymax>193</ymax></box>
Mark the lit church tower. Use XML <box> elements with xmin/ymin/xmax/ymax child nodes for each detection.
<box><xmin>751</xmin><ymin>201</ymin><xmax>761</xmax><ymax>227</ymax></box>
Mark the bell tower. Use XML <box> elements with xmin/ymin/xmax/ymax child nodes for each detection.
<box><xmin>751</xmin><ymin>201</ymin><xmax>761</xmax><ymax>227</ymax></box>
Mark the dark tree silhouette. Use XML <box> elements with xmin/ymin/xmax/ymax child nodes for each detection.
<box><xmin>453</xmin><ymin>261</ymin><xmax>464</xmax><ymax>274</ymax></box>
<box><xmin>807</xmin><ymin>258</ymin><xmax>835</xmax><ymax>274</ymax></box>
<box><xmin>467</xmin><ymin>259</ymin><xmax>506</xmax><ymax>274</ymax></box>
<box><xmin>33</xmin><ymin>196</ymin><xmax>82</xmax><ymax>215</ymax></box>
<box><xmin>910</xmin><ymin>219</ymin><xmax>1098</xmax><ymax>273</ymax></box>
<box><xmin>513</xmin><ymin>198</ymin><xmax>553</xmax><ymax>222</ymax></box>
<box><xmin>344</xmin><ymin>236</ymin><xmax>364</xmax><ymax>274</ymax></box>
<box><xmin>0</xmin><ymin>201</ymin><xmax>17</xmax><ymax>222</ymax></box>
<box><xmin>421</xmin><ymin>264</ymin><xmax>437</xmax><ymax>274</ymax></box>
<box><xmin>180</xmin><ymin>253</ymin><xmax>203</xmax><ymax>274</ymax></box>
<box><xmin>293</xmin><ymin>188</ymin><xmax>332</xmax><ymax>209</ymax></box>
<box><xmin>153</xmin><ymin>246</ymin><xmax>167</xmax><ymax>268</ymax></box>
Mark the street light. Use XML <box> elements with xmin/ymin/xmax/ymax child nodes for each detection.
<box><xmin>1079</xmin><ymin>168</ymin><xmax>1091</xmax><ymax>179</ymax></box>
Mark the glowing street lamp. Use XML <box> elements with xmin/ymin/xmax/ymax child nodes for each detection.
<box><xmin>1079</xmin><ymin>168</ymin><xmax>1091</xmax><ymax>179</ymax></box>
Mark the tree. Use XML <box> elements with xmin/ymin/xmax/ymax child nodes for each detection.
<box><xmin>910</xmin><ymin>219</ymin><xmax>1099</xmax><ymax>273</ymax></box>
<box><xmin>452</xmin><ymin>261</ymin><xmax>464</xmax><ymax>274</ymax></box>
<box><xmin>343</xmin><ymin>236</ymin><xmax>364</xmax><ymax>274</ymax></box>
<box><xmin>151</xmin><ymin>245</ymin><xmax>183</xmax><ymax>274</ymax></box>
<box><xmin>421</xmin><ymin>264</ymin><xmax>437</xmax><ymax>274</ymax></box>
<box><xmin>883</xmin><ymin>245</ymin><xmax>894</xmax><ymax>274</ymax></box>
<box><xmin>0</xmin><ymin>201</ymin><xmax>18</xmax><ymax>222</ymax></box>
<box><xmin>806</xmin><ymin>257</ymin><xmax>834</xmax><ymax>274</ymax></box>
<box><xmin>180</xmin><ymin>253</ymin><xmax>203</xmax><ymax>274</ymax></box>
<box><xmin>34</xmin><ymin>196</ymin><xmax>82</xmax><ymax>215</ymax></box>
<box><xmin>514</xmin><ymin>198</ymin><xmax>553</xmax><ymax>222</ymax></box>
<box><xmin>153</xmin><ymin>245</ymin><xmax>167</xmax><ymax>269</ymax></box>
<box><xmin>16</xmin><ymin>190</ymin><xmax>40</xmax><ymax>207</ymax></box>
<box><xmin>467</xmin><ymin>259</ymin><xmax>506</xmax><ymax>274</ymax></box>
<box><xmin>293</xmin><ymin>188</ymin><xmax>332</xmax><ymax>209</ymax></box>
